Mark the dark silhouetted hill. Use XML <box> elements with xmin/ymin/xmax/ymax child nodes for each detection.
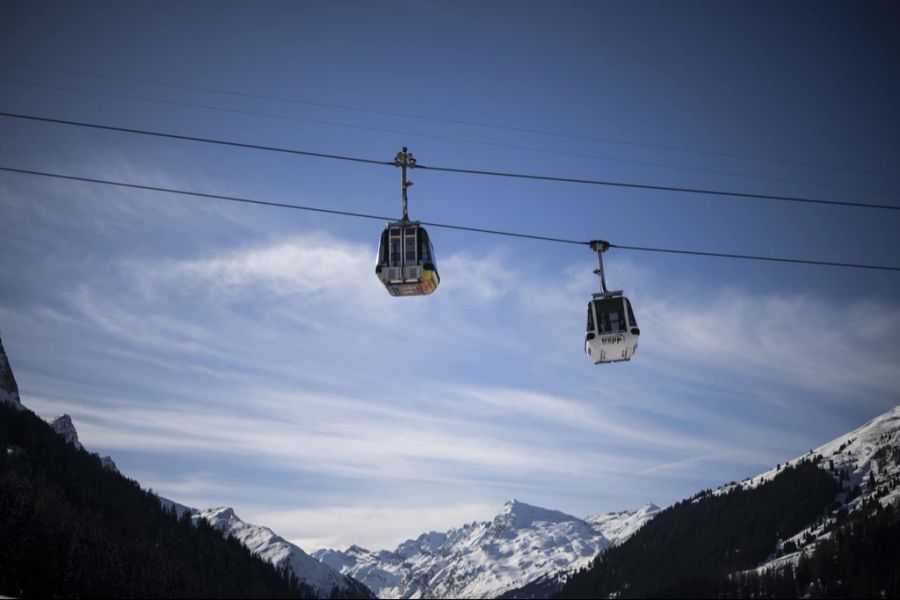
<box><xmin>0</xmin><ymin>399</ymin><xmax>316</xmax><ymax>599</ymax></box>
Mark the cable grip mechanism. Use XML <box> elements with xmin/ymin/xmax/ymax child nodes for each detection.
<box><xmin>394</xmin><ymin>147</ymin><xmax>416</xmax><ymax>221</ymax></box>
<box><xmin>590</xmin><ymin>239</ymin><xmax>610</xmax><ymax>293</ymax></box>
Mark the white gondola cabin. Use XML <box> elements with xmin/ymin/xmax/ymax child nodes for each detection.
<box><xmin>584</xmin><ymin>240</ymin><xmax>640</xmax><ymax>364</ymax></box>
<box><xmin>585</xmin><ymin>291</ymin><xmax>640</xmax><ymax>364</ymax></box>
<box><xmin>375</xmin><ymin>220</ymin><xmax>439</xmax><ymax>296</ymax></box>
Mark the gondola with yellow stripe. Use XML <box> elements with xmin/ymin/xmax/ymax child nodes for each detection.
<box><xmin>376</xmin><ymin>148</ymin><xmax>440</xmax><ymax>297</ymax></box>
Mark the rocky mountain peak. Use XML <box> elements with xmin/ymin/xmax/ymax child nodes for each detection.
<box><xmin>494</xmin><ymin>498</ymin><xmax>578</xmax><ymax>530</ymax></box>
<box><xmin>0</xmin><ymin>333</ymin><xmax>23</xmax><ymax>410</ymax></box>
<box><xmin>205</xmin><ymin>506</ymin><xmax>238</xmax><ymax>522</ymax></box>
<box><xmin>316</xmin><ymin>499</ymin><xmax>623</xmax><ymax>599</ymax></box>
<box><xmin>50</xmin><ymin>414</ymin><xmax>84</xmax><ymax>450</ymax></box>
<box><xmin>48</xmin><ymin>413</ymin><xmax>118</xmax><ymax>472</ymax></box>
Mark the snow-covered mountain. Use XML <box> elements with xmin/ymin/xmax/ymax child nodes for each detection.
<box><xmin>721</xmin><ymin>405</ymin><xmax>900</xmax><ymax>502</ymax></box>
<box><xmin>498</xmin><ymin>502</ymin><xmax>662</xmax><ymax>599</ymax></box>
<box><xmin>555</xmin><ymin>405</ymin><xmax>900</xmax><ymax>598</ymax></box>
<box><xmin>313</xmin><ymin>499</ymin><xmax>659</xmax><ymax>599</ymax></box>
<box><xmin>724</xmin><ymin>404</ymin><xmax>900</xmax><ymax>573</ymax></box>
<box><xmin>196</xmin><ymin>506</ymin><xmax>373</xmax><ymax>598</ymax></box>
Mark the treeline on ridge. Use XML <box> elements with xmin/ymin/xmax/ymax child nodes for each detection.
<box><xmin>557</xmin><ymin>461</ymin><xmax>842</xmax><ymax>598</ymax></box>
<box><xmin>723</xmin><ymin>497</ymin><xmax>900</xmax><ymax>598</ymax></box>
<box><xmin>0</xmin><ymin>401</ymin><xmax>316</xmax><ymax>599</ymax></box>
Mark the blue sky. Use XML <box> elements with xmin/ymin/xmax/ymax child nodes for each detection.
<box><xmin>1</xmin><ymin>1</ymin><xmax>899</xmax><ymax>550</ymax></box>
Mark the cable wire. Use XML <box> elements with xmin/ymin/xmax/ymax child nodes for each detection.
<box><xmin>2</xmin><ymin>111</ymin><xmax>899</xmax><ymax>213</ymax></box>
<box><xmin>0</xmin><ymin>111</ymin><xmax>393</xmax><ymax>167</ymax></box>
<box><xmin>414</xmin><ymin>163</ymin><xmax>900</xmax><ymax>211</ymax></box>
<box><xmin>2</xmin><ymin>165</ymin><xmax>898</xmax><ymax>272</ymax></box>
<box><xmin>3</xmin><ymin>78</ymin><xmax>894</xmax><ymax>198</ymax></box>
<box><xmin>2</xmin><ymin>60</ymin><xmax>896</xmax><ymax>179</ymax></box>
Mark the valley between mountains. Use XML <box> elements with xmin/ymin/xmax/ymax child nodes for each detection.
<box><xmin>2</xmin><ymin>335</ymin><xmax>898</xmax><ymax>598</ymax></box>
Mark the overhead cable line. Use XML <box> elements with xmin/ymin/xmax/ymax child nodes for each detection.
<box><xmin>0</xmin><ymin>111</ymin><xmax>392</xmax><ymax>167</ymax></box>
<box><xmin>2</xmin><ymin>165</ymin><xmax>898</xmax><ymax>272</ymax></box>
<box><xmin>414</xmin><ymin>163</ymin><xmax>900</xmax><ymax>211</ymax></box>
<box><xmin>2</xmin><ymin>111</ymin><xmax>899</xmax><ymax>214</ymax></box>
<box><xmin>2</xmin><ymin>78</ymin><xmax>893</xmax><ymax>198</ymax></box>
<box><xmin>2</xmin><ymin>60</ymin><xmax>895</xmax><ymax>179</ymax></box>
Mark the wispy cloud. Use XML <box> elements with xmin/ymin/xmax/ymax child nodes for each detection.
<box><xmin>5</xmin><ymin>190</ymin><xmax>900</xmax><ymax>549</ymax></box>
<box><xmin>253</xmin><ymin>502</ymin><xmax>500</xmax><ymax>552</ymax></box>
<box><xmin>642</xmin><ymin>290</ymin><xmax>900</xmax><ymax>397</ymax></box>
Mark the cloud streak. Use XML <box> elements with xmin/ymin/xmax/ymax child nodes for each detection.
<box><xmin>4</xmin><ymin>184</ymin><xmax>899</xmax><ymax>549</ymax></box>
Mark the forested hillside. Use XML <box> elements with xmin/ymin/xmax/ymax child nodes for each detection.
<box><xmin>0</xmin><ymin>401</ymin><xmax>316</xmax><ymax>599</ymax></box>
<box><xmin>724</xmin><ymin>498</ymin><xmax>900</xmax><ymax>598</ymax></box>
<box><xmin>558</xmin><ymin>461</ymin><xmax>842</xmax><ymax>598</ymax></box>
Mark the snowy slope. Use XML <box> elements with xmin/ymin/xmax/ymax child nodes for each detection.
<box><xmin>314</xmin><ymin>499</ymin><xmax>658</xmax><ymax>599</ymax></box>
<box><xmin>722</xmin><ymin>405</ymin><xmax>900</xmax><ymax>573</ymax></box>
<box><xmin>196</xmin><ymin>507</ymin><xmax>372</xmax><ymax>598</ymax></box>
<box><xmin>585</xmin><ymin>503</ymin><xmax>661</xmax><ymax>546</ymax></box>
<box><xmin>156</xmin><ymin>500</ymin><xmax>371</xmax><ymax>597</ymax></box>
<box><xmin>719</xmin><ymin>405</ymin><xmax>900</xmax><ymax>499</ymax></box>
<box><xmin>497</xmin><ymin>503</ymin><xmax>661</xmax><ymax>599</ymax></box>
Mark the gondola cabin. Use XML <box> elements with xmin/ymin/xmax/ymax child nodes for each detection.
<box><xmin>585</xmin><ymin>292</ymin><xmax>640</xmax><ymax>364</ymax></box>
<box><xmin>375</xmin><ymin>221</ymin><xmax>440</xmax><ymax>296</ymax></box>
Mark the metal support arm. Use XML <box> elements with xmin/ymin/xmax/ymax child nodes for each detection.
<box><xmin>394</xmin><ymin>147</ymin><xmax>416</xmax><ymax>221</ymax></box>
<box><xmin>590</xmin><ymin>239</ymin><xmax>610</xmax><ymax>293</ymax></box>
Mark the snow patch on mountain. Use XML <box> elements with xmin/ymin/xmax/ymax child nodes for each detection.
<box><xmin>314</xmin><ymin>499</ymin><xmax>658</xmax><ymax>599</ymax></box>
<box><xmin>195</xmin><ymin>507</ymin><xmax>372</xmax><ymax>598</ymax></box>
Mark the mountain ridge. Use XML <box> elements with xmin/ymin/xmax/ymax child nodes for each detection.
<box><xmin>31</xmin><ymin>392</ymin><xmax>370</xmax><ymax>598</ymax></box>
<box><xmin>195</xmin><ymin>506</ymin><xmax>373</xmax><ymax>598</ymax></box>
<box><xmin>47</xmin><ymin>419</ymin><xmax>370</xmax><ymax>598</ymax></box>
<box><xmin>556</xmin><ymin>403</ymin><xmax>900</xmax><ymax>598</ymax></box>
<box><xmin>313</xmin><ymin>498</ymin><xmax>659</xmax><ymax>599</ymax></box>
